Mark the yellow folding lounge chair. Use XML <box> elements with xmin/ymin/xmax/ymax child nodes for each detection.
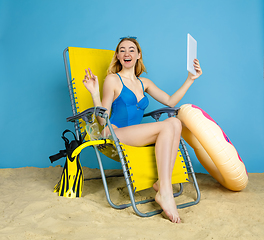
<box><xmin>61</xmin><ymin>46</ymin><xmax>200</xmax><ymax>217</ymax></box>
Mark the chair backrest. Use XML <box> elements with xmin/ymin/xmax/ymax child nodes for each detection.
<box><xmin>65</xmin><ymin>47</ymin><xmax>114</xmax><ymax>137</ymax></box>
<box><xmin>68</xmin><ymin>47</ymin><xmax>115</xmax><ymax>113</ymax></box>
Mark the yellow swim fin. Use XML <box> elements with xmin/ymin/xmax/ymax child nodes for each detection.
<box><xmin>50</xmin><ymin>129</ymin><xmax>84</xmax><ymax>198</ymax></box>
<box><xmin>53</xmin><ymin>179</ymin><xmax>61</xmax><ymax>193</ymax></box>
<box><xmin>58</xmin><ymin>154</ymin><xmax>83</xmax><ymax>198</ymax></box>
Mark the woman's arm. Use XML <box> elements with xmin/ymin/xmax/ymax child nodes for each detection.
<box><xmin>144</xmin><ymin>59</ymin><xmax>202</xmax><ymax>107</ymax></box>
<box><xmin>83</xmin><ymin>69</ymin><xmax>115</xmax><ymax>125</ymax></box>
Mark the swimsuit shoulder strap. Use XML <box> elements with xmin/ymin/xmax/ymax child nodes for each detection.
<box><xmin>137</xmin><ymin>77</ymin><xmax>145</xmax><ymax>92</ymax></box>
<box><xmin>116</xmin><ymin>73</ymin><xmax>124</xmax><ymax>85</ymax></box>
<box><xmin>116</xmin><ymin>73</ymin><xmax>145</xmax><ymax>92</ymax></box>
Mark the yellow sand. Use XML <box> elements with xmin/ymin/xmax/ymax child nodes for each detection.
<box><xmin>0</xmin><ymin>166</ymin><xmax>263</xmax><ymax>240</ymax></box>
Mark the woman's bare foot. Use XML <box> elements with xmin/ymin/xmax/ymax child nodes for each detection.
<box><xmin>155</xmin><ymin>191</ymin><xmax>181</xmax><ymax>223</ymax></box>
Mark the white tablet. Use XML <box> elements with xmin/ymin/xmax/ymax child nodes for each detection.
<box><xmin>187</xmin><ymin>34</ymin><xmax>197</xmax><ymax>75</ymax></box>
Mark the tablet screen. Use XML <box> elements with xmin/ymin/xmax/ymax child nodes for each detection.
<box><xmin>187</xmin><ymin>34</ymin><xmax>197</xmax><ymax>75</ymax></box>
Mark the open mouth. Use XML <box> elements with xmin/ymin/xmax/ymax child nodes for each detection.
<box><xmin>124</xmin><ymin>59</ymin><xmax>132</xmax><ymax>63</ymax></box>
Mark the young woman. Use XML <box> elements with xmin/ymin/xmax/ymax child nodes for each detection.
<box><xmin>83</xmin><ymin>37</ymin><xmax>202</xmax><ymax>223</ymax></box>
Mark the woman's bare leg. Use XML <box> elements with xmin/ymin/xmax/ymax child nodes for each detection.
<box><xmin>108</xmin><ymin>118</ymin><xmax>182</xmax><ymax>223</ymax></box>
<box><xmin>153</xmin><ymin>118</ymin><xmax>182</xmax><ymax>193</ymax></box>
<box><xmin>153</xmin><ymin>118</ymin><xmax>182</xmax><ymax>223</ymax></box>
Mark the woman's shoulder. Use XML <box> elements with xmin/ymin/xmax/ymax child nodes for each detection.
<box><xmin>104</xmin><ymin>73</ymin><xmax>122</xmax><ymax>89</ymax></box>
<box><xmin>138</xmin><ymin>76</ymin><xmax>151</xmax><ymax>83</ymax></box>
<box><xmin>105</xmin><ymin>73</ymin><xmax>118</xmax><ymax>80</ymax></box>
<box><xmin>105</xmin><ymin>73</ymin><xmax>120</xmax><ymax>83</ymax></box>
<box><xmin>138</xmin><ymin>76</ymin><xmax>153</xmax><ymax>89</ymax></box>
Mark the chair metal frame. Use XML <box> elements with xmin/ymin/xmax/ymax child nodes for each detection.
<box><xmin>63</xmin><ymin>47</ymin><xmax>201</xmax><ymax>217</ymax></box>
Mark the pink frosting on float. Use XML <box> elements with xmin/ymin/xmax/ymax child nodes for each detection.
<box><xmin>191</xmin><ymin>104</ymin><xmax>243</xmax><ymax>163</ymax></box>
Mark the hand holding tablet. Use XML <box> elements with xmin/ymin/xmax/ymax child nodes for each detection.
<box><xmin>187</xmin><ymin>34</ymin><xmax>202</xmax><ymax>79</ymax></box>
<box><xmin>187</xmin><ymin>33</ymin><xmax>197</xmax><ymax>75</ymax></box>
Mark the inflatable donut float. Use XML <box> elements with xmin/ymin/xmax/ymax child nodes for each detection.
<box><xmin>178</xmin><ymin>104</ymin><xmax>248</xmax><ymax>191</ymax></box>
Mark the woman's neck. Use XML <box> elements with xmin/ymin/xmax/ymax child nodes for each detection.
<box><xmin>118</xmin><ymin>67</ymin><xmax>137</xmax><ymax>80</ymax></box>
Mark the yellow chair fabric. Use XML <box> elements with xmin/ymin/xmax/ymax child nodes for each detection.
<box><xmin>68</xmin><ymin>47</ymin><xmax>114</xmax><ymax>137</ymax></box>
<box><xmin>123</xmin><ymin>143</ymin><xmax>188</xmax><ymax>192</ymax></box>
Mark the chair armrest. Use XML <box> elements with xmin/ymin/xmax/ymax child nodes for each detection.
<box><xmin>143</xmin><ymin>107</ymin><xmax>180</xmax><ymax>121</ymax></box>
<box><xmin>66</xmin><ymin>107</ymin><xmax>108</xmax><ymax>123</ymax></box>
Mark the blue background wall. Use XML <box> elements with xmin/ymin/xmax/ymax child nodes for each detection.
<box><xmin>0</xmin><ymin>0</ymin><xmax>263</xmax><ymax>173</ymax></box>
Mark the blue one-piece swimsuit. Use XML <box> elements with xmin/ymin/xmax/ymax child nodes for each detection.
<box><xmin>109</xmin><ymin>73</ymin><xmax>149</xmax><ymax>128</ymax></box>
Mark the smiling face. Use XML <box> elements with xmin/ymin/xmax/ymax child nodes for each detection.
<box><xmin>107</xmin><ymin>38</ymin><xmax>146</xmax><ymax>77</ymax></box>
<box><xmin>117</xmin><ymin>40</ymin><xmax>141</xmax><ymax>69</ymax></box>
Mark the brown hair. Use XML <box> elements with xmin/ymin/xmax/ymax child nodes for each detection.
<box><xmin>107</xmin><ymin>38</ymin><xmax>147</xmax><ymax>77</ymax></box>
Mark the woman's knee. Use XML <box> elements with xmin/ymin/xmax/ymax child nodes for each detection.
<box><xmin>164</xmin><ymin>117</ymin><xmax>182</xmax><ymax>132</ymax></box>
